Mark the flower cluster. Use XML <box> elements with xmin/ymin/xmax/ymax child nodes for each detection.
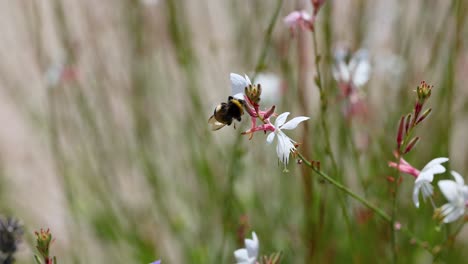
<box><xmin>332</xmin><ymin>48</ymin><xmax>371</xmax><ymax>120</ymax></box>
<box><xmin>230</xmin><ymin>73</ymin><xmax>309</xmax><ymax>169</ymax></box>
<box><xmin>34</xmin><ymin>229</ymin><xmax>56</xmax><ymax>264</ymax></box>
<box><xmin>389</xmin><ymin>82</ymin><xmax>468</xmax><ymax>223</ymax></box>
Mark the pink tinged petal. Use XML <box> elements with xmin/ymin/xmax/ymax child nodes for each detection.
<box><xmin>451</xmin><ymin>170</ymin><xmax>465</xmax><ymax>185</ymax></box>
<box><xmin>283</xmin><ymin>11</ymin><xmax>302</xmax><ymax>27</ymax></box>
<box><xmin>388</xmin><ymin>162</ymin><xmax>419</xmax><ymax>178</ymax></box>
<box><xmin>231</xmin><ymin>73</ymin><xmax>250</xmax><ymax>96</ymax></box>
<box><xmin>266</xmin><ymin>132</ymin><xmax>275</xmax><ymax>144</ymax></box>
<box><xmin>275</xmin><ymin>112</ymin><xmax>290</xmax><ymax>127</ymax></box>
<box><xmin>299</xmin><ymin>11</ymin><xmax>312</xmax><ymax>21</ymax></box>
<box><xmin>438</xmin><ymin>180</ymin><xmax>459</xmax><ymax>203</ymax></box>
<box><xmin>280</xmin><ymin>116</ymin><xmax>310</xmax><ymax>130</ymax></box>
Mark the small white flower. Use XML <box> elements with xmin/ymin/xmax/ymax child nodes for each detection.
<box><xmin>332</xmin><ymin>48</ymin><xmax>371</xmax><ymax>88</ymax></box>
<box><xmin>438</xmin><ymin>171</ymin><xmax>468</xmax><ymax>223</ymax></box>
<box><xmin>231</xmin><ymin>73</ymin><xmax>252</xmax><ymax>100</ymax></box>
<box><xmin>234</xmin><ymin>232</ymin><xmax>259</xmax><ymax>264</ymax></box>
<box><xmin>412</xmin><ymin>157</ymin><xmax>449</xmax><ymax>208</ymax></box>
<box><xmin>266</xmin><ymin>112</ymin><xmax>309</xmax><ymax>166</ymax></box>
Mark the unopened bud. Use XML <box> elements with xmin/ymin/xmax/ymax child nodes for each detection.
<box><xmin>245</xmin><ymin>84</ymin><xmax>262</xmax><ymax>105</ymax></box>
<box><xmin>263</xmin><ymin>105</ymin><xmax>276</xmax><ymax>119</ymax></box>
<box><xmin>396</xmin><ymin>116</ymin><xmax>405</xmax><ymax>150</ymax></box>
<box><xmin>416</xmin><ymin>81</ymin><xmax>432</xmax><ymax>101</ymax></box>
<box><xmin>35</xmin><ymin>228</ymin><xmax>53</xmax><ymax>259</ymax></box>
<box><xmin>415</xmin><ymin>108</ymin><xmax>432</xmax><ymax>125</ymax></box>
<box><xmin>404</xmin><ymin>137</ymin><xmax>420</xmax><ymax>154</ymax></box>
<box><xmin>405</xmin><ymin>113</ymin><xmax>412</xmax><ymax>134</ymax></box>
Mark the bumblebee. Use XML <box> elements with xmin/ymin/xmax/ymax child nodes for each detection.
<box><xmin>208</xmin><ymin>96</ymin><xmax>245</xmax><ymax>130</ymax></box>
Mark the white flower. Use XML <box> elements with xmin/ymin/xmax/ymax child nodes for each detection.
<box><xmin>231</xmin><ymin>73</ymin><xmax>252</xmax><ymax>100</ymax></box>
<box><xmin>412</xmin><ymin>157</ymin><xmax>449</xmax><ymax>208</ymax></box>
<box><xmin>234</xmin><ymin>232</ymin><xmax>259</xmax><ymax>264</ymax></box>
<box><xmin>266</xmin><ymin>112</ymin><xmax>309</xmax><ymax>166</ymax></box>
<box><xmin>437</xmin><ymin>171</ymin><xmax>468</xmax><ymax>223</ymax></box>
<box><xmin>332</xmin><ymin>48</ymin><xmax>371</xmax><ymax>87</ymax></box>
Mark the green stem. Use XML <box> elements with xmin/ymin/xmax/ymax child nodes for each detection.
<box><xmin>296</xmin><ymin>152</ymin><xmax>433</xmax><ymax>255</ymax></box>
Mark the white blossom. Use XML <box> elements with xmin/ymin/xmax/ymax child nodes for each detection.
<box><xmin>230</xmin><ymin>73</ymin><xmax>252</xmax><ymax>100</ymax></box>
<box><xmin>438</xmin><ymin>171</ymin><xmax>468</xmax><ymax>223</ymax></box>
<box><xmin>234</xmin><ymin>232</ymin><xmax>259</xmax><ymax>264</ymax></box>
<box><xmin>266</xmin><ymin>112</ymin><xmax>309</xmax><ymax>166</ymax></box>
<box><xmin>412</xmin><ymin>157</ymin><xmax>449</xmax><ymax>208</ymax></box>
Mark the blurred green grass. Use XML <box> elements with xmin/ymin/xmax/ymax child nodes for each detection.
<box><xmin>0</xmin><ymin>0</ymin><xmax>467</xmax><ymax>263</ymax></box>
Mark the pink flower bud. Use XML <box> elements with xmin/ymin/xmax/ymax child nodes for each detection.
<box><xmin>396</xmin><ymin>116</ymin><xmax>405</xmax><ymax>150</ymax></box>
<box><xmin>404</xmin><ymin>137</ymin><xmax>420</xmax><ymax>154</ymax></box>
<box><xmin>415</xmin><ymin>108</ymin><xmax>432</xmax><ymax>125</ymax></box>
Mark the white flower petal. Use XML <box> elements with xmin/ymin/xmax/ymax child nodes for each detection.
<box><xmin>451</xmin><ymin>170</ymin><xmax>465</xmax><ymax>185</ymax></box>
<box><xmin>275</xmin><ymin>112</ymin><xmax>290</xmax><ymax>127</ymax></box>
<box><xmin>421</xmin><ymin>165</ymin><xmax>446</xmax><ymax>178</ymax></box>
<box><xmin>276</xmin><ymin>132</ymin><xmax>295</xmax><ymax>165</ymax></box>
<box><xmin>438</xmin><ymin>180</ymin><xmax>459</xmax><ymax>203</ymax></box>
<box><xmin>415</xmin><ymin>171</ymin><xmax>434</xmax><ymax>184</ymax></box>
<box><xmin>244</xmin><ymin>74</ymin><xmax>252</xmax><ymax>85</ymax></box>
<box><xmin>266</xmin><ymin>132</ymin><xmax>276</xmax><ymax>144</ymax></box>
<box><xmin>349</xmin><ymin>49</ymin><xmax>371</xmax><ymax>87</ymax></box>
<box><xmin>234</xmin><ymin>249</ymin><xmax>249</xmax><ymax>262</ymax></box>
<box><xmin>421</xmin><ymin>182</ymin><xmax>434</xmax><ymax>201</ymax></box>
<box><xmin>441</xmin><ymin>203</ymin><xmax>464</xmax><ymax>223</ymax></box>
<box><xmin>412</xmin><ymin>181</ymin><xmax>423</xmax><ymax>208</ymax></box>
<box><xmin>280</xmin><ymin>116</ymin><xmax>310</xmax><ymax>130</ymax></box>
<box><xmin>463</xmin><ymin>186</ymin><xmax>468</xmax><ymax>202</ymax></box>
<box><xmin>232</xmin><ymin>93</ymin><xmax>245</xmax><ymax>100</ymax></box>
<box><xmin>332</xmin><ymin>61</ymin><xmax>350</xmax><ymax>83</ymax></box>
<box><xmin>421</xmin><ymin>157</ymin><xmax>449</xmax><ymax>172</ymax></box>
<box><xmin>245</xmin><ymin>232</ymin><xmax>259</xmax><ymax>259</ymax></box>
<box><xmin>231</xmin><ymin>73</ymin><xmax>250</xmax><ymax>96</ymax></box>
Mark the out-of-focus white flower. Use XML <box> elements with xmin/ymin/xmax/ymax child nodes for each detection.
<box><xmin>412</xmin><ymin>157</ymin><xmax>449</xmax><ymax>208</ymax></box>
<box><xmin>231</xmin><ymin>73</ymin><xmax>252</xmax><ymax>100</ymax></box>
<box><xmin>332</xmin><ymin>48</ymin><xmax>371</xmax><ymax>88</ymax></box>
<box><xmin>438</xmin><ymin>171</ymin><xmax>468</xmax><ymax>223</ymax></box>
<box><xmin>266</xmin><ymin>112</ymin><xmax>309</xmax><ymax>166</ymax></box>
<box><xmin>283</xmin><ymin>10</ymin><xmax>314</xmax><ymax>32</ymax></box>
<box><xmin>254</xmin><ymin>73</ymin><xmax>281</xmax><ymax>105</ymax></box>
<box><xmin>234</xmin><ymin>232</ymin><xmax>259</xmax><ymax>264</ymax></box>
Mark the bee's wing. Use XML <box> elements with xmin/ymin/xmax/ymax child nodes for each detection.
<box><xmin>208</xmin><ymin>115</ymin><xmax>226</xmax><ymax>131</ymax></box>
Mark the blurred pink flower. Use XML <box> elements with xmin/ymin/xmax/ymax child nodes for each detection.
<box><xmin>283</xmin><ymin>10</ymin><xmax>314</xmax><ymax>32</ymax></box>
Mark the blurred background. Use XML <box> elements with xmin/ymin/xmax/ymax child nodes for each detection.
<box><xmin>0</xmin><ymin>0</ymin><xmax>467</xmax><ymax>263</ymax></box>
